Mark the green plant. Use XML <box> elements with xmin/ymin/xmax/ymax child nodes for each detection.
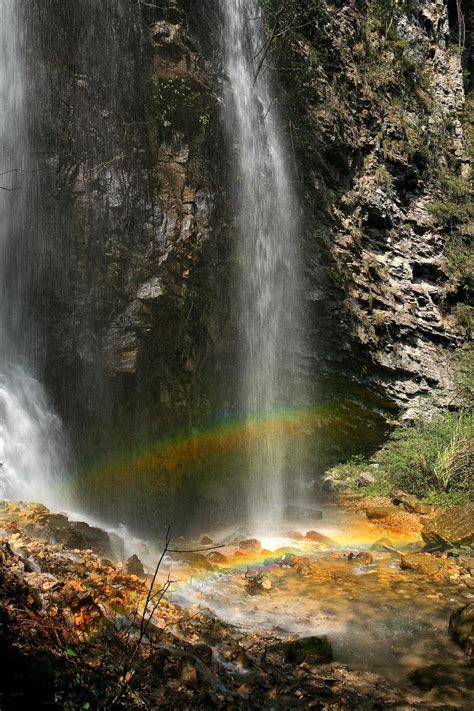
<box><xmin>375</xmin><ymin>165</ymin><xmax>392</xmax><ymax>187</ymax></box>
<box><xmin>455</xmin><ymin>304</ymin><xmax>473</xmax><ymax>336</ymax></box>
<box><xmin>432</xmin><ymin>414</ymin><xmax>472</xmax><ymax>492</ymax></box>
<box><xmin>376</xmin><ymin>412</ymin><xmax>473</xmax><ymax>498</ymax></box>
<box><xmin>423</xmin><ymin>489</ymin><xmax>469</xmax><ymax>507</ymax></box>
<box><xmin>358</xmin><ymin>479</ymin><xmax>393</xmax><ymax>497</ymax></box>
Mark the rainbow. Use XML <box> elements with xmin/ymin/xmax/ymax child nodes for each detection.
<box><xmin>71</xmin><ymin>405</ymin><xmax>334</xmax><ymax>493</ymax></box>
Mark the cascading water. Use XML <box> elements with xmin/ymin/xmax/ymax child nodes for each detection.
<box><xmin>220</xmin><ymin>1</ymin><xmax>306</xmax><ymax>526</ymax></box>
<box><xmin>0</xmin><ymin>0</ymin><xmax>68</xmax><ymax>507</ymax></box>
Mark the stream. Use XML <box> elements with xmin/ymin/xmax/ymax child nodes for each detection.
<box><xmin>158</xmin><ymin>507</ymin><xmax>474</xmax><ymax>706</ymax></box>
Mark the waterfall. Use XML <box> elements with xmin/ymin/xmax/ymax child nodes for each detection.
<box><xmin>0</xmin><ymin>0</ymin><xmax>68</xmax><ymax>507</ymax></box>
<box><xmin>220</xmin><ymin>1</ymin><xmax>305</xmax><ymax>525</ymax></box>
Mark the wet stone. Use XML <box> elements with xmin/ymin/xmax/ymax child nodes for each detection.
<box><xmin>124</xmin><ymin>554</ymin><xmax>145</xmax><ymax>578</ymax></box>
<box><xmin>239</xmin><ymin>538</ymin><xmax>262</xmax><ymax>552</ymax></box>
<box><xmin>206</xmin><ymin>551</ymin><xmax>228</xmax><ymax>564</ymax></box>
<box><xmin>370</xmin><ymin>537</ymin><xmax>395</xmax><ymax>551</ymax></box>
<box><xmin>285</xmin><ymin>530</ymin><xmax>304</xmax><ymax>540</ymax></box>
<box><xmin>349</xmin><ymin>551</ymin><xmax>373</xmax><ymax>565</ymax></box>
<box><xmin>305</xmin><ymin>530</ymin><xmax>335</xmax><ymax>545</ymax></box>
<box><xmin>400</xmin><ymin>553</ymin><xmax>450</xmax><ymax>578</ymax></box>
<box><xmin>366</xmin><ymin>506</ymin><xmax>396</xmax><ymax>520</ymax></box>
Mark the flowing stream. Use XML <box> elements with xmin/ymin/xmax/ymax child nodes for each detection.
<box><xmin>220</xmin><ymin>0</ymin><xmax>305</xmax><ymax>526</ymax></box>
<box><xmin>0</xmin><ymin>0</ymin><xmax>68</xmax><ymax>507</ymax></box>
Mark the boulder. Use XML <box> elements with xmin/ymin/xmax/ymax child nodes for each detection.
<box><xmin>370</xmin><ymin>537</ymin><xmax>395</xmax><ymax>551</ymax></box>
<box><xmin>356</xmin><ymin>472</ymin><xmax>376</xmax><ymax>487</ymax></box>
<box><xmin>124</xmin><ymin>554</ymin><xmax>145</xmax><ymax>578</ymax></box>
<box><xmin>392</xmin><ymin>492</ymin><xmax>433</xmax><ymax>515</ymax></box>
<box><xmin>305</xmin><ymin>530</ymin><xmax>335</xmax><ymax>546</ymax></box>
<box><xmin>350</xmin><ymin>551</ymin><xmax>373</xmax><ymax>565</ymax></box>
<box><xmin>271</xmin><ymin>636</ymin><xmax>332</xmax><ymax>665</ymax></box>
<box><xmin>179</xmin><ymin>553</ymin><xmax>214</xmax><ymax>570</ymax></box>
<box><xmin>50</xmin><ymin>520</ymin><xmax>113</xmax><ymax>557</ymax></box>
<box><xmin>365</xmin><ymin>506</ymin><xmax>396</xmax><ymax>520</ymax></box>
<box><xmin>422</xmin><ymin>506</ymin><xmax>474</xmax><ymax>548</ymax></box>
<box><xmin>400</xmin><ymin>553</ymin><xmax>450</xmax><ymax>578</ymax></box>
<box><xmin>239</xmin><ymin>538</ymin><xmax>262</xmax><ymax>552</ymax></box>
<box><xmin>285</xmin><ymin>530</ymin><xmax>304</xmax><ymax>540</ymax></box>
<box><xmin>206</xmin><ymin>551</ymin><xmax>228</xmax><ymax>564</ymax></box>
<box><xmin>449</xmin><ymin>603</ymin><xmax>474</xmax><ymax>656</ymax></box>
<box><xmin>322</xmin><ymin>478</ymin><xmax>349</xmax><ymax>495</ymax></box>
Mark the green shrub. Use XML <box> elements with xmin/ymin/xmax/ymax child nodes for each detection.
<box><xmin>376</xmin><ymin>412</ymin><xmax>473</xmax><ymax>499</ymax></box>
<box><xmin>423</xmin><ymin>489</ymin><xmax>469</xmax><ymax>507</ymax></box>
<box><xmin>455</xmin><ymin>304</ymin><xmax>473</xmax><ymax>337</ymax></box>
<box><xmin>428</xmin><ymin>199</ymin><xmax>474</xmax><ymax>225</ymax></box>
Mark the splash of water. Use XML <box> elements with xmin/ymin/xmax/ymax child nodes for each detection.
<box><xmin>0</xmin><ymin>0</ymin><xmax>69</xmax><ymax>507</ymax></box>
<box><xmin>220</xmin><ymin>0</ymin><xmax>306</xmax><ymax>525</ymax></box>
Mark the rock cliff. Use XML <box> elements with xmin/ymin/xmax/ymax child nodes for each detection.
<box><xmin>7</xmin><ymin>0</ymin><xmax>470</xmax><ymax>526</ymax></box>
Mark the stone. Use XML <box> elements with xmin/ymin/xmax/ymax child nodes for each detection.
<box><xmin>422</xmin><ymin>506</ymin><xmax>474</xmax><ymax>548</ymax></box>
<box><xmin>271</xmin><ymin>636</ymin><xmax>333</xmax><ymax>665</ymax></box>
<box><xmin>48</xmin><ymin>519</ymin><xmax>113</xmax><ymax>557</ymax></box>
<box><xmin>370</xmin><ymin>537</ymin><xmax>395</xmax><ymax>551</ymax></box>
<box><xmin>305</xmin><ymin>531</ymin><xmax>335</xmax><ymax>546</ymax></box>
<box><xmin>460</xmin><ymin>557</ymin><xmax>474</xmax><ymax>573</ymax></box>
<box><xmin>285</xmin><ymin>530</ymin><xmax>304</xmax><ymax>540</ymax></box>
<box><xmin>124</xmin><ymin>554</ymin><xmax>145</xmax><ymax>578</ymax></box>
<box><xmin>414</xmin><ymin>503</ymin><xmax>433</xmax><ymax>515</ymax></box>
<box><xmin>449</xmin><ymin>603</ymin><xmax>474</xmax><ymax>656</ymax></box>
<box><xmin>322</xmin><ymin>478</ymin><xmax>349</xmax><ymax>494</ymax></box>
<box><xmin>293</xmin><ymin>556</ymin><xmax>311</xmax><ymax>577</ymax></box>
<box><xmin>200</xmin><ymin>535</ymin><xmax>213</xmax><ymax>545</ymax></box>
<box><xmin>178</xmin><ymin>660</ymin><xmax>198</xmax><ymax>686</ymax></box>
<box><xmin>352</xmin><ymin>551</ymin><xmax>373</xmax><ymax>565</ymax></box>
<box><xmin>392</xmin><ymin>492</ymin><xmax>433</xmax><ymax>515</ymax></box>
<box><xmin>239</xmin><ymin>539</ymin><xmax>262</xmax><ymax>552</ymax></box>
<box><xmin>365</xmin><ymin>506</ymin><xmax>396</xmax><ymax>520</ymax></box>
<box><xmin>206</xmin><ymin>551</ymin><xmax>228</xmax><ymax>564</ymax></box>
<box><xmin>356</xmin><ymin>472</ymin><xmax>376</xmax><ymax>486</ymax></box>
<box><xmin>400</xmin><ymin>553</ymin><xmax>450</xmax><ymax>577</ymax></box>
<box><xmin>192</xmin><ymin>643</ymin><xmax>213</xmax><ymax>665</ymax></box>
<box><xmin>180</xmin><ymin>553</ymin><xmax>214</xmax><ymax>570</ymax></box>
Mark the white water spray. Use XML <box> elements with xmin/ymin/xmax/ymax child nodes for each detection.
<box><xmin>0</xmin><ymin>0</ymin><xmax>69</xmax><ymax>507</ymax></box>
<box><xmin>220</xmin><ymin>0</ymin><xmax>305</xmax><ymax>525</ymax></box>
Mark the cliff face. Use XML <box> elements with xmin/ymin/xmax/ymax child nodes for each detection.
<box><xmin>263</xmin><ymin>0</ymin><xmax>471</xmax><ymax>415</ymax></box>
<box><xmin>23</xmin><ymin>1</ymin><xmax>221</xmax><ymax>456</ymax></box>
<box><xmin>11</xmin><ymin>0</ymin><xmax>470</xmax><ymax>526</ymax></box>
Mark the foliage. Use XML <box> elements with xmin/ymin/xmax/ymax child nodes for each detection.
<box><xmin>375</xmin><ymin>412</ymin><xmax>473</xmax><ymax>499</ymax></box>
<box><xmin>357</xmin><ymin>479</ymin><xmax>393</xmax><ymax>497</ymax></box>
<box><xmin>453</xmin><ymin>344</ymin><xmax>474</xmax><ymax>405</ymax></box>
<box><xmin>455</xmin><ymin>304</ymin><xmax>473</xmax><ymax>336</ymax></box>
<box><xmin>423</xmin><ymin>488</ymin><xmax>469</xmax><ymax>507</ymax></box>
